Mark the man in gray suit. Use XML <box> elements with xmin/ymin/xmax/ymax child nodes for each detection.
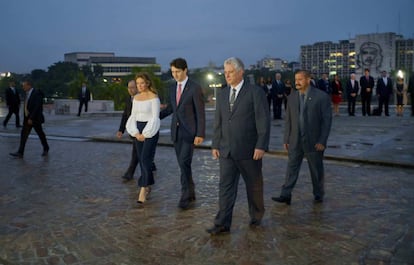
<box><xmin>207</xmin><ymin>57</ymin><xmax>270</xmax><ymax>235</ymax></box>
<box><xmin>272</xmin><ymin>70</ymin><xmax>332</xmax><ymax>205</ymax></box>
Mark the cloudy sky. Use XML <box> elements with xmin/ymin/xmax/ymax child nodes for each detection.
<box><xmin>1</xmin><ymin>0</ymin><xmax>413</xmax><ymax>73</ymax></box>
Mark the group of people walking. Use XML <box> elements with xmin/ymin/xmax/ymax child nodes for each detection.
<box><xmin>115</xmin><ymin>57</ymin><xmax>333</xmax><ymax>236</ymax></box>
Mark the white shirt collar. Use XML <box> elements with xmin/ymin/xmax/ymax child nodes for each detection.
<box><xmin>178</xmin><ymin>77</ymin><xmax>189</xmax><ymax>89</ymax></box>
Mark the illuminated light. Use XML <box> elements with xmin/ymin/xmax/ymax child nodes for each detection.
<box><xmin>207</xmin><ymin>74</ymin><xmax>214</xmax><ymax>81</ymax></box>
<box><xmin>349</xmin><ymin>52</ymin><xmax>356</xmax><ymax>56</ymax></box>
<box><xmin>397</xmin><ymin>70</ymin><xmax>404</xmax><ymax>79</ymax></box>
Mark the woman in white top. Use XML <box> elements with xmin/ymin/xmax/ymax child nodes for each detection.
<box><xmin>126</xmin><ymin>72</ymin><xmax>160</xmax><ymax>204</ymax></box>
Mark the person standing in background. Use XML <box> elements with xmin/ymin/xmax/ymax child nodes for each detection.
<box><xmin>3</xmin><ymin>80</ymin><xmax>21</xmax><ymax>128</ymax></box>
<box><xmin>330</xmin><ymin>74</ymin><xmax>343</xmax><ymax>116</ymax></box>
<box><xmin>271</xmin><ymin>73</ymin><xmax>285</xmax><ymax>119</ymax></box>
<box><xmin>346</xmin><ymin>73</ymin><xmax>359</xmax><ymax>116</ymax></box>
<box><xmin>376</xmin><ymin>70</ymin><xmax>393</xmax><ymax>116</ymax></box>
<box><xmin>360</xmin><ymin>68</ymin><xmax>375</xmax><ymax>116</ymax></box>
<box><xmin>77</xmin><ymin>82</ymin><xmax>91</xmax><ymax>116</ymax></box>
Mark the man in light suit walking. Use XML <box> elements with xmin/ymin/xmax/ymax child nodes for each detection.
<box><xmin>207</xmin><ymin>57</ymin><xmax>270</xmax><ymax>235</ymax></box>
<box><xmin>272</xmin><ymin>70</ymin><xmax>332</xmax><ymax>205</ymax></box>
<box><xmin>160</xmin><ymin>58</ymin><xmax>206</xmax><ymax>210</ymax></box>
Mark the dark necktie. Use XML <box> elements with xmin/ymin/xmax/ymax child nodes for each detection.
<box><xmin>230</xmin><ymin>88</ymin><xmax>236</xmax><ymax>111</ymax></box>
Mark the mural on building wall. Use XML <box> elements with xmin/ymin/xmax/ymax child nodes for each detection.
<box><xmin>356</xmin><ymin>42</ymin><xmax>383</xmax><ymax>72</ymax></box>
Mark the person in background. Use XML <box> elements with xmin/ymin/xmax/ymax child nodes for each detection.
<box><xmin>3</xmin><ymin>80</ymin><xmax>21</xmax><ymax>128</ymax></box>
<box><xmin>317</xmin><ymin>73</ymin><xmax>331</xmax><ymax>94</ymax></box>
<box><xmin>272</xmin><ymin>70</ymin><xmax>332</xmax><ymax>205</ymax></box>
<box><xmin>376</xmin><ymin>70</ymin><xmax>393</xmax><ymax>116</ymax></box>
<box><xmin>394</xmin><ymin>77</ymin><xmax>406</xmax><ymax>116</ymax></box>
<box><xmin>408</xmin><ymin>73</ymin><xmax>414</xmax><ymax>116</ymax></box>
<box><xmin>346</xmin><ymin>73</ymin><xmax>359</xmax><ymax>116</ymax></box>
<box><xmin>271</xmin><ymin>73</ymin><xmax>285</xmax><ymax>119</ymax></box>
<box><xmin>117</xmin><ymin>80</ymin><xmax>140</xmax><ymax>182</ymax></box>
<box><xmin>359</xmin><ymin>68</ymin><xmax>375</xmax><ymax>116</ymax></box>
<box><xmin>207</xmin><ymin>57</ymin><xmax>270</xmax><ymax>235</ymax></box>
<box><xmin>330</xmin><ymin>74</ymin><xmax>343</xmax><ymax>116</ymax></box>
<box><xmin>77</xmin><ymin>82</ymin><xmax>91</xmax><ymax>116</ymax></box>
<box><xmin>126</xmin><ymin>73</ymin><xmax>160</xmax><ymax>205</ymax></box>
<box><xmin>284</xmin><ymin>79</ymin><xmax>293</xmax><ymax>110</ymax></box>
<box><xmin>10</xmin><ymin>79</ymin><xmax>49</xmax><ymax>158</ymax></box>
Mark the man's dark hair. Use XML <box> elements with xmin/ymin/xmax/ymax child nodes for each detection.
<box><xmin>23</xmin><ymin>78</ymin><xmax>33</xmax><ymax>86</ymax></box>
<box><xmin>170</xmin><ymin>58</ymin><xmax>188</xmax><ymax>70</ymax></box>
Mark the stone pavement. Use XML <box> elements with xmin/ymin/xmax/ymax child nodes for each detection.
<box><xmin>0</xmin><ymin>104</ymin><xmax>414</xmax><ymax>264</ymax></box>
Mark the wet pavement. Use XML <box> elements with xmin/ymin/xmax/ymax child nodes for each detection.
<box><xmin>0</xmin><ymin>104</ymin><xmax>414</xmax><ymax>264</ymax></box>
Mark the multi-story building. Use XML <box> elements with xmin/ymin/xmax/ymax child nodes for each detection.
<box><xmin>301</xmin><ymin>32</ymin><xmax>414</xmax><ymax>80</ymax></box>
<box><xmin>257</xmin><ymin>57</ymin><xmax>289</xmax><ymax>72</ymax></box>
<box><xmin>301</xmin><ymin>40</ymin><xmax>355</xmax><ymax>79</ymax></box>
<box><xmin>89</xmin><ymin>56</ymin><xmax>160</xmax><ymax>78</ymax></box>
<box><xmin>64</xmin><ymin>52</ymin><xmax>115</xmax><ymax>67</ymax></box>
<box><xmin>396</xmin><ymin>38</ymin><xmax>414</xmax><ymax>73</ymax></box>
<box><xmin>64</xmin><ymin>52</ymin><xmax>160</xmax><ymax>81</ymax></box>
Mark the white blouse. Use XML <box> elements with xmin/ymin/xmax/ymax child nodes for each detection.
<box><xmin>126</xmin><ymin>97</ymin><xmax>160</xmax><ymax>138</ymax></box>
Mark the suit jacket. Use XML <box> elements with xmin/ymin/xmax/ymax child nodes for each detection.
<box><xmin>5</xmin><ymin>87</ymin><xmax>21</xmax><ymax>109</ymax></box>
<box><xmin>160</xmin><ymin>79</ymin><xmax>205</xmax><ymax>143</ymax></box>
<box><xmin>212</xmin><ymin>82</ymin><xmax>270</xmax><ymax>160</ymax></box>
<box><xmin>376</xmin><ymin>77</ymin><xmax>393</xmax><ymax>97</ymax></box>
<box><xmin>78</xmin><ymin>87</ymin><xmax>91</xmax><ymax>101</ymax></box>
<box><xmin>359</xmin><ymin>75</ymin><xmax>375</xmax><ymax>97</ymax></box>
<box><xmin>317</xmin><ymin>79</ymin><xmax>331</xmax><ymax>94</ymax></box>
<box><xmin>346</xmin><ymin>79</ymin><xmax>359</xmax><ymax>97</ymax></box>
<box><xmin>284</xmin><ymin>87</ymin><xmax>332</xmax><ymax>152</ymax></box>
<box><xmin>26</xmin><ymin>88</ymin><xmax>45</xmax><ymax>124</ymax></box>
<box><xmin>118</xmin><ymin>96</ymin><xmax>133</xmax><ymax>133</ymax></box>
<box><xmin>271</xmin><ymin>80</ymin><xmax>285</xmax><ymax>98</ymax></box>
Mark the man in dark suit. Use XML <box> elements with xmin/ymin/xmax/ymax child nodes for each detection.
<box><xmin>317</xmin><ymin>73</ymin><xmax>331</xmax><ymax>94</ymax></box>
<box><xmin>359</xmin><ymin>68</ymin><xmax>375</xmax><ymax>116</ymax></box>
<box><xmin>376</xmin><ymin>70</ymin><xmax>393</xmax><ymax>116</ymax></box>
<box><xmin>77</xmin><ymin>82</ymin><xmax>91</xmax><ymax>116</ymax></box>
<box><xmin>271</xmin><ymin>72</ymin><xmax>285</xmax><ymax>119</ymax></box>
<box><xmin>3</xmin><ymin>80</ymin><xmax>21</xmax><ymax>128</ymax></box>
<box><xmin>207</xmin><ymin>57</ymin><xmax>270</xmax><ymax>235</ymax></box>
<box><xmin>160</xmin><ymin>58</ymin><xmax>206</xmax><ymax>210</ymax></box>
<box><xmin>10</xmin><ymin>79</ymin><xmax>49</xmax><ymax>158</ymax></box>
<box><xmin>116</xmin><ymin>80</ymin><xmax>139</xmax><ymax>182</ymax></box>
<box><xmin>272</xmin><ymin>70</ymin><xmax>331</xmax><ymax>205</ymax></box>
<box><xmin>346</xmin><ymin>73</ymin><xmax>360</xmax><ymax>116</ymax></box>
<box><xmin>409</xmin><ymin>72</ymin><xmax>414</xmax><ymax>116</ymax></box>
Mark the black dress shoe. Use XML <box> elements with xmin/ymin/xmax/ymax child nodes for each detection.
<box><xmin>314</xmin><ymin>196</ymin><xmax>323</xmax><ymax>203</ymax></box>
<box><xmin>41</xmin><ymin>150</ymin><xmax>48</xmax><ymax>156</ymax></box>
<box><xmin>122</xmin><ymin>175</ymin><xmax>133</xmax><ymax>182</ymax></box>
<box><xmin>271</xmin><ymin>196</ymin><xmax>291</xmax><ymax>205</ymax></box>
<box><xmin>178</xmin><ymin>200</ymin><xmax>191</xmax><ymax>210</ymax></box>
<box><xmin>206</xmin><ymin>225</ymin><xmax>230</xmax><ymax>235</ymax></box>
<box><xmin>249</xmin><ymin>219</ymin><xmax>261</xmax><ymax>227</ymax></box>
<box><xmin>9</xmin><ymin>152</ymin><xmax>23</xmax><ymax>158</ymax></box>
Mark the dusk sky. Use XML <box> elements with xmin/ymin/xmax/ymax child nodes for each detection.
<box><xmin>1</xmin><ymin>0</ymin><xmax>413</xmax><ymax>74</ymax></box>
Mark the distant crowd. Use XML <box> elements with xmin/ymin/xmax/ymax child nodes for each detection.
<box><xmin>257</xmin><ymin>68</ymin><xmax>414</xmax><ymax>118</ymax></box>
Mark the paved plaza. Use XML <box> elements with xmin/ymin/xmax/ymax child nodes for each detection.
<box><xmin>0</xmin><ymin>104</ymin><xmax>413</xmax><ymax>265</ymax></box>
